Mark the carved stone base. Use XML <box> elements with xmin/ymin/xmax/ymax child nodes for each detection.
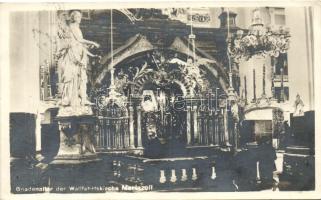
<box><xmin>51</xmin><ymin>115</ymin><xmax>100</xmax><ymax>165</ymax></box>
<box><xmin>57</xmin><ymin>105</ymin><xmax>93</xmax><ymax>118</ymax></box>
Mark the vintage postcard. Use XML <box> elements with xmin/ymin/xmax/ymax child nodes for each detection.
<box><xmin>0</xmin><ymin>1</ymin><xmax>320</xmax><ymax>199</ymax></box>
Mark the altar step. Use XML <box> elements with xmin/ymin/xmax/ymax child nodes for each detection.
<box><xmin>279</xmin><ymin>145</ymin><xmax>315</xmax><ymax>191</ymax></box>
<box><xmin>96</xmin><ymin>145</ymin><xmax>233</xmax><ymax>158</ymax></box>
<box><xmin>285</xmin><ymin>146</ymin><xmax>313</xmax><ymax>156</ymax></box>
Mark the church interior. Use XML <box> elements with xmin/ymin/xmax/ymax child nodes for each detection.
<box><xmin>8</xmin><ymin>7</ymin><xmax>315</xmax><ymax>192</ymax></box>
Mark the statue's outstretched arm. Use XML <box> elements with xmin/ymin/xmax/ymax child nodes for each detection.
<box><xmin>84</xmin><ymin>48</ymin><xmax>101</xmax><ymax>60</ymax></box>
<box><xmin>84</xmin><ymin>48</ymin><xmax>99</xmax><ymax>58</ymax></box>
<box><xmin>69</xmin><ymin>26</ymin><xmax>100</xmax><ymax>48</ymax></box>
<box><xmin>82</xmin><ymin>38</ymin><xmax>100</xmax><ymax>48</ymax></box>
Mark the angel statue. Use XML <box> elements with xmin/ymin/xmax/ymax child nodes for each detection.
<box><xmin>55</xmin><ymin>10</ymin><xmax>101</xmax><ymax>116</ymax></box>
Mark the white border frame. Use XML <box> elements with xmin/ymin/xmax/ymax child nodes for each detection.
<box><xmin>1</xmin><ymin>1</ymin><xmax>320</xmax><ymax>199</ymax></box>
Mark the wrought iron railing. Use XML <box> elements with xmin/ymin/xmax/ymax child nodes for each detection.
<box><xmin>96</xmin><ymin>116</ymin><xmax>130</xmax><ymax>150</ymax></box>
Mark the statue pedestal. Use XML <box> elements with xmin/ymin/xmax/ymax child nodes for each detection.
<box><xmin>51</xmin><ymin>115</ymin><xmax>100</xmax><ymax>165</ymax></box>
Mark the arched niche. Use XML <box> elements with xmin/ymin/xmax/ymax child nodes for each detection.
<box><xmin>94</xmin><ymin>34</ymin><xmax>230</xmax><ymax>93</ymax></box>
<box><xmin>98</xmin><ymin>48</ymin><xmax>228</xmax><ymax>97</ymax></box>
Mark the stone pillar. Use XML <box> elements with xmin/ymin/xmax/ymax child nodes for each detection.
<box><xmin>252</xmin><ymin>69</ymin><xmax>257</xmax><ymax>102</ymax></box>
<box><xmin>124</xmin><ymin>117</ymin><xmax>130</xmax><ymax>148</ymax></box>
<box><xmin>193</xmin><ymin>105</ymin><xmax>199</xmax><ymax>144</ymax></box>
<box><xmin>186</xmin><ymin>105</ymin><xmax>192</xmax><ymax>145</ymax></box>
<box><xmin>129</xmin><ymin>105</ymin><xmax>135</xmax><ymax>148</ymax></box>
<box><xmin>208</xmin><ymin>114</ymin><xmax>214</xmax><ymax>146</ymax></box>
<box><xmin>234</xmin><ymin>122</ymin><xmax>239</xmax><ymax>150</ymax></box>
<box><xmin>116</xmin><ymin>119</ymin><xmax>121</xmax><ymax>148</ymax></box>
<box><xmin>271</xmin><ymin>57</ymin><xmax>276</xmax><ymax>100</ymax></box>
<box><xmin>136</xmin><ymin>105</ymin><xmax>143</xmax><ymax>149</ymax></box>
<box><xmin>223</xmin><ymin>107</ymin><xmax>230</xmax><ymax>146</ymax></box>
<box><xmin>280</xmin><ymin>68</ymin><xmax>285</xmax><ymax>102</ymax></box>
<box><xmin>214</xmin><ymin>116</ymin><xmax>219</xmax><ymax>145</ymax></box>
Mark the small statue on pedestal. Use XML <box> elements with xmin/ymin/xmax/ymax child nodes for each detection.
<box><xmin>293</xmin><ymin>94</ymin><xmax>304</xmax><ymax>116</ymax></box>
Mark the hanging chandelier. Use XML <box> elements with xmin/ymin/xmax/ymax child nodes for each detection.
<box><xmin>101</xmin><ymin>9</ymin><xmax>127</xmax><ymax>109</ymax></box>
<box><xmin>228</xmin><ymin>8</ymin><xmax>290</xmax><ymax>62</ymax></box>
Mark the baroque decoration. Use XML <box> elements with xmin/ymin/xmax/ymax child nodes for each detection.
<box><xmin>92</xmin><ymin>51</ymin><xmax>215</xmax><ymax>116</ymax></box>
<box><xmin>112</xmin><ymin>51</ymin><xmax>211</xmax><ymax>97</ymax></box>
<box><xmin>228</xmin><ymin>8</ymin><xmax>290</xmax><ymax>62</ymax></box>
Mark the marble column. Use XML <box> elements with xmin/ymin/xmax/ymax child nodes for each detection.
<box><xmin>193</xmin><ymin>105</ymin><xmax>199</xmax><ymax>145</ymax></box>
<box><xmin>124</xmin><ymin>117</ymin><xmax>130</xmax><ymax>148</ymax></box>
<box><xmin>271</xmin><ymin>57</ymin><xmax>276</xmax><ymax>99</ymax></box>
<box><xmin>186</xmin><ymin>105</ymin><xmax>192</xmax><ymax>145</ymax></box>
<box><xmin>214</xmin><ymin>116</ymin><xmax>219</xmax><ymax>145</ymax></box>
<box><xmin>129</xmin><ymin>105</ymin><xmax>135</xmax><ymax>148</ymax></box>
<box><xmin>234</xmin><ymin>122</ymin><xmax>239</xmax><ymax>150</ymax></box>
<box><xmin>36</xmin><ymin>11</ymin><xmax>58</xmax><ymax>158</ymax></box>
<box><xmin>208</xmin><ymin>114</ymin><xmax>214</xmax><ymax>146</ymax></box>
<box><xmin>136</xmin><ymin>105</ymin><xmax>143</xmax><ymax>149</ymax></box>
<box><xmin>280</xmin><ymin>68</ymin><xmax>285</xmax><ymax>102</ymax></box>
<box><xmin>223</xmin><ymin>107</ymin><xmax>230</xmax><ymax>146</ymax></box>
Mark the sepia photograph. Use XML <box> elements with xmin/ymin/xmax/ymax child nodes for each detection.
<box><xmin>0</xmin><ymin>1</ymin><xmax>320</xmax><ymax>199</ymax></box>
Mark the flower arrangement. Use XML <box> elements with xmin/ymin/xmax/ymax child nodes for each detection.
<box><xmin>229</xmin><ymin>26</ymin><xmax>290</xmax><ymax>62</ymax></box>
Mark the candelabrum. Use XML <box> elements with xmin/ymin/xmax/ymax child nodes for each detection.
<box><xmin>228</xmin><ymin>11</ymin><xmax>290</xmax><ymax>62</ymax></box>
<box><xmin>227</xmin><ymin>9</ymin><xmax>290</xmax><ymax>109</ymax></box>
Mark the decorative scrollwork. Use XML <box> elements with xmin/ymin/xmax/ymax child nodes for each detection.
<box><xmin>108</xmin><ymin>51</ymin><xmax>211</xmax><ymax>97</ymax></box>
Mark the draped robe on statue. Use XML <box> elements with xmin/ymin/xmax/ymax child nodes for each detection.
<box><xmin>57</xmin><ymin>24</ymin><xmax>92</xmax><ymax>116</ymax></box>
